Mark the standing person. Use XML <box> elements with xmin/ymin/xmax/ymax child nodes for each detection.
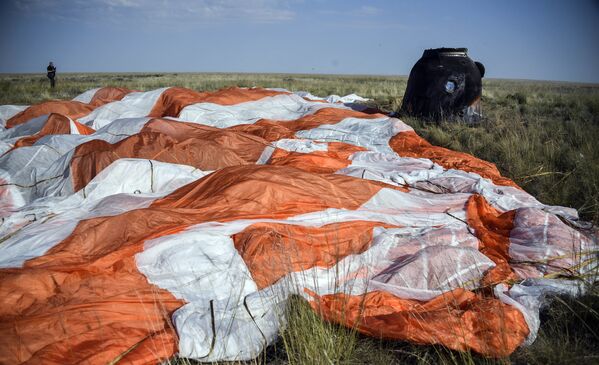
<box><xmin>46</xmin><ymin>62</ymin><xmax>56</xmax><ymax>88</ymax></box>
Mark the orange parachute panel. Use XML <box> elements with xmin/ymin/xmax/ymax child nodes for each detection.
<box><xmin>268</xmin><ymin>142</ymin><xmax>366</xmax><ymax>174</ymax></box>
<box><xmin>69</xmin><ymin>119</ymin><xmax>270</xmax><ymax>191</ymax></box>
<box><xmin>152</xmin><ymin>165</ymin><xmax>383</xmax><ymax>214</ymax></box>
<box><xmin>73</xmin><ymin>120</ymin><xmax>95</xmax><ymax>135</ymax></box>
<box><xmin>6</xmin><ymin>101</ymin><xmax>94</xmax><ymax>128</ymax></box>
<box><xmin>0</xmin><ymin>246</ymin><xmax>183</xmax><ymax>365</ymax></box>
<box><xmin>148</xmin><ymin>87</ymin><xmax>288</xmax><ymax>118</ymax></box>
<box><xmin>6</xmin><ymin>88</ymin><xmax>131</xmax><ymax>129</ymax></box>
<box><xmin>12</xmin><ymin>113</ymin><xmax>72</xmax><ymax>149</ymax></box>
<box><xmin>466</xmin><ymin>194</ymin><xmax>518</xmax><ymax>286</ymax></box>
<box><xmin>234</xmin><ymin>221</ymin><xmax>396</xmax><ymax>289</ymax></box>
<box><xmin>89</xmin><ymin>86</ymin><xmax>132</xmax><ymax>107</ymax></box>
<box><xmin>10</xmin><ymin>113</ymin><xmax>95</xmax><ymax>151</ymax></box>
<box><xmin>310</xmin><ymin>288</ymin><xmax>529</xmax><ymax>358</ymax></box>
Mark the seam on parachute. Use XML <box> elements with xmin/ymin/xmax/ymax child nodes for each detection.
<box><xmin>0</xmin><ymin>174</ymin><xmax>62</xmax><ymax>189</ymax></box>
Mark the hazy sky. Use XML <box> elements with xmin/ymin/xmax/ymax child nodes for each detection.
<box><xmin>1</xmin><ymin>0</ymin><xmax>598</xmax><ymax>82</ymax></box>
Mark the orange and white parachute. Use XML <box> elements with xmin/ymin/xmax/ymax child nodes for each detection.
<box><xmin>0</xmin><ymin>86</ymin><xmax>596</xmax><ymax>364</ymax></box>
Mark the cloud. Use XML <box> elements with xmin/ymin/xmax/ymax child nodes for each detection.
<box><xmin>103</xmin><ymin>0</ymin><xmax>142</xmax><ymax>7</ymax></box>
<box><xmin>315</xmin><ymin>4</ymin><xmax>381</xmax><ymax>19</ymax></box>
<box><xmin>10</xmin><ymin>0</ymin><xmax>296</xmax><ymax>23</ymax></box>
<box><xmin>178</xmin><ymin>0</ymin><xmax>296</xmax><ymax>22</ymax></box>
<box><xmin>353</xmin><ymin>5</ymin><xmax>380</xmax><ymax>16</ymax></box>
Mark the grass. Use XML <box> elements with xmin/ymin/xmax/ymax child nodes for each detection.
<box><xmin>1</xmin><ymin>73</ymin><xmax>598</xmax><ymax>364</ymax></box>
<box><xmin>0</xmin><ymin>72</ymin><xmax>407</xmax><ymax>107</ymax></box>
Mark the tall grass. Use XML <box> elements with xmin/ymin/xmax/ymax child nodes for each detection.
<box><xmin>0</xmin><ymin>72</ymin><xmax>407</xmax><ymax>106</ymax></box>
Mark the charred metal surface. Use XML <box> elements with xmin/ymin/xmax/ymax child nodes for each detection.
<box><xmin>401</xmin><ymin>48</ymin><xmax>485</xmax><ymax>122</ymax></box>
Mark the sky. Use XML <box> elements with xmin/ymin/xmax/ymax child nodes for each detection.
<box><xmin>0</xmin><ymin>0</ymin><xmax>598</xmax><ymax>83</ymax></box>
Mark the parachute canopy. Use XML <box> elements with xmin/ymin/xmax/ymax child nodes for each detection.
<box><xmin>0</xmin><ymin>86</ymin><xmax>596</xmax><ymax>364</ymax></box>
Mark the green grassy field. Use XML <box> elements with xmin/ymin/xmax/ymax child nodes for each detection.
<box><xmin>1</xmin><ymin>73</ymin><xmax>598</xmax><ymax>364</ymax></box>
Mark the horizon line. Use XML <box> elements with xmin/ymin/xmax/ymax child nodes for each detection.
<box><xmin>1</xmin><ymin>71</ymin><xmax>598</xmax><ymax>86</ymax></box>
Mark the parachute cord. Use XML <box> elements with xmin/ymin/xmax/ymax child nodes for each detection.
<box><xmin>444</xmin><ymin>209</ymin><xmax>476</xmax><ymax>236</ymax></box>
<box><xmin>243</xmin><ymin>295</ymin><xmax>268</xmax><ymax>349</ymax></box>
<box><xmin>107</xmin><ymin>329</ymin><xmax>166</xmax><ymax>365</ymax></box>
<box><xmin>198</xmin><ymin>299</ymin><xmax>216</xmax><ymax>359</ymax></box>
<box><xmin>148</xmin><ymin>160</ymin><xmax>155</xmax><ymax>193</ymax></box>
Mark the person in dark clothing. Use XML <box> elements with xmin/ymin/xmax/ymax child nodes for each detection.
<box><xmin>47</xmin><ymin>62</ymin><xmax>56</xmax><ymax>88</ymax></box>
